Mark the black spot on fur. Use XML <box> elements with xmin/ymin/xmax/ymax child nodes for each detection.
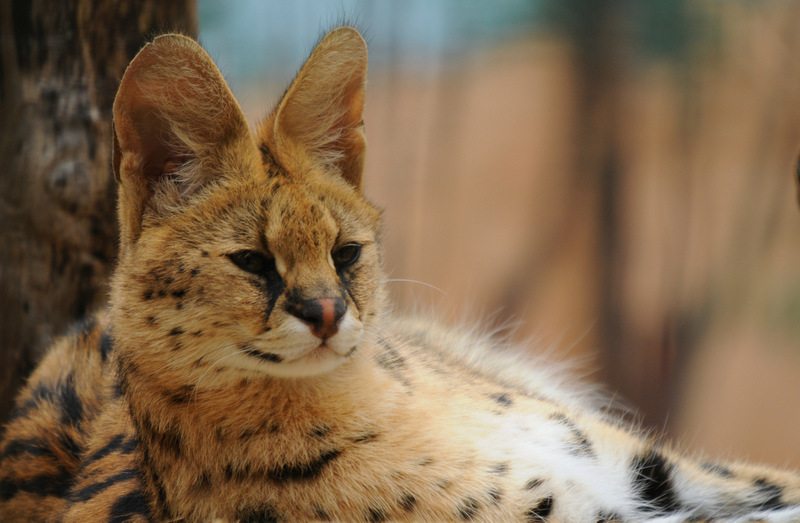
<box><xmin>457</xmin><ymin>496</ymin><xmax>480</xmax><ymax>520</ymax></box>
<box><xmin>524</xmin><ymin>478</ymin><xmax>544</xmax><ymax>490</ymax></box>
<box><xmin>243</xmin><ymin>346</ymin><xmax>283</xmax><ymax>363</ymax></box>
<box><xmin>267</xmin><ymin>448</ymin><xmax>341</xmax><ymax>481</ymax></box>
<box><xmin>167</xmin><ymin>385</ymin><xmax>193</xmax><ymax>405</ymax></box>
<box><xmin>353</xmin><ymin>432</ymin><xmax>379</xmax><ymax>443</ymax></box>
<box><xmin>488</xmin><ymin>486</ymin><xmax>502</xmax><ymax>504</ymax></box>
<box><xmin>367</xmin><ymin>507</ymin><xmax>387</xmax><ymax>522</ymax></box>
<box><xmin>631</xmin><ymin>451</ymin><xmax>680</xmax><ymax>513</ymax></box>
<box><xmin>754</xmin><ymin>477</ymin><xmax>785</xmax><ymax>509</ymax></box>
<box><xmin>108</xmin><ymin>489</ymin><xmax>151</xmax><ymax>521</ymax></box>
<box><xmin>237</xmin><ymin>504</ymin><xmax>281</xmax><ymax>523</ymax></box>
<box><xmin>313</xmin><ymin>505</ymin><xmax>330</xmax><ymax>520</ymax></box>
<box><xmin>310</xmin><ymin>425</ymin><xmax>331</xmax><ymax>438</ymax></box>
<box><xmin>70</xmin><ymin>469</ymin><xmax>139</xmax><ymax>502</ymax></box>
<box><xmin>99</xmin><ymin>332</ymin><xmax>114</xmax><ymax>361</ymax></box>
<box><xmin>190</xmin><ymin>267</ymin><xmax>201</xmax><ymax>276</ymax></box>
<box><xmin>399</xmin><ymin>492</ymin><xmax>416</xmax><ymax>511</ymax></box>
<box><xmin>169</xmin><ymin>327</ymin><xmax>184</xmax><ymax>336</ymax></box>
<box><xmin>489</xmin><ymin>392</ymin><xmax>513</xmax><ymax>408</ymax></box>
<box><xmin>143</xmin><ymin>289</ymin><xmax>154</xmax><ymax>300</ymax></box>
<box><xmin>526</xmin><ymin>496</ymin><xmax>554</xmax><ymax>521</ymax></box>
<box><xmin>171</xmin><ymin>289</ymin><xmax>186</xmax><ymax>298</ymax></box>
<box><xmin>490</xmin><ymin>462</ymin><xmax>509</xmax><ymax>475</ymax></box>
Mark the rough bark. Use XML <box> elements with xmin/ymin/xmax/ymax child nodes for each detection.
<box><xmin>0</xmin><ymin>0</ymin><xmax>197</xmax><ymax>422</ymax></box>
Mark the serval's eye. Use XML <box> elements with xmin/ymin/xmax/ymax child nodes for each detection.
<box><xmin>229</xmin><ymin>250</ymin><xmax>274</xmax><ymax>276</ymax></box>
<box><xmin>332</xmin><ymin>243</ymin><xmax>361</xmax><ymax>269</ymax></box>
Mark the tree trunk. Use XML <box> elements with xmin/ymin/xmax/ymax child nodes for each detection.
<box><xmin>0</xmin><ymin>0</ymin><xmax>197</xmax><ymax>422</ymax></box>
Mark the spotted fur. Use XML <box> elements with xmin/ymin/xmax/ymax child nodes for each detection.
<box><xmin>2</xmin><ymin>28</ymin><xmax>800</xmax><ymax>522</ymax></box>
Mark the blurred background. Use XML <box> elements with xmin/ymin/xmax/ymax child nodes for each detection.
<box><xmin>199</xmin><ymin>0</ymin><xmax>800</xmax><ymax>468</ymax></box>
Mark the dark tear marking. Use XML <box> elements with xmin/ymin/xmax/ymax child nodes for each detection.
<box><xmin>631</xmin><ymin>451</ymin><xmax>680</xmax><ymax>513</ymax></box>
<box><xmin>457</xmin><ymin>496</ymin><xmax>480</xmax><ymax>520</ymax></box>
<box><xmin>242</xmin><ymin>346</ymin><xmax>283</xmax><ymax>363</ymax></box>
<box><xmin>367</xmin><ymin>507</ymin><xmax>387</xmax><ymax>522</ymax></box>
<box><xmin>399</xmin><ymin>492</ymin><xmax>416</xmax><ymax>511</ymax></box>
<box><xmin>526</xmin><ymin>496</ymin><xmax>554</xmax><ymax>522</ymax></box>
<box><xmin>108</xmin><ymin>489</ymin><xmax>151</xmax><ymax>521</ymax></box>
<box><xmin>237</xmin><ymin>504</ymin><xmax>281</xmax><ymax>523</ymax></box>
<box><xmin>99</xmin><ymin>332</ymin><xmax>114</xmax><ymax>361</ymax></box>
<box><xmin>489</xmin><ymin>393</ymin><xmax>513</xmax><ymax>408</ymax></box>
<box><xmin>0</xmin><ymin>467</ymin><xmax>73</xmax><ymax>501</ymax></box>
<box><xmin>754</xmin><ymin>478</ymin><xmax>785</xmax><ymax>509</ymax></box>
<box><xmin>248</xmin><ymin>261</ymin><xmax>285</xmax><ymax>327</ymax></box>
<box><xmin>267</xmin><ymin>448</ymin><xmax>341</xmax><ymax>481</ymax></box>
<box><xmin>59</xmin><ymin>374</ymin><xmax>83</xmax><ymax>425</ymax></box>
<box><xmin>69</xmin><ymin>469</ymin><xmax>138</xmax><ymax>502</ymax></box>
<box><xmin>353</xmin><ymin>432</ymin><xmax>379</xmax><ymax>444</ymax></box>
<box><xmin>699</xmin><ymin>461</ymin><xmax>735</xmax><ymax>479</ymax></box>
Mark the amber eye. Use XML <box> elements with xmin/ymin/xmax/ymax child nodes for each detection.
<box><xmin>332</xmin><ymin>243</ymin><xmax>361</xmax><ymax>269</ymax></box>
<box><xmin>229</xmin><ymin>250</ymin><xmax>274</xmax><ymax>276</ymax></box>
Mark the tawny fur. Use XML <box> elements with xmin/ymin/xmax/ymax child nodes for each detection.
<box><xmin>2</xmin><ymin>28</ymin><xmax>800</xmax><ymax>523</ymax></box>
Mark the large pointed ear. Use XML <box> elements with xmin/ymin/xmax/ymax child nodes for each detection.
<box><xmin>258</xmin><ymin>27</ymin><xmax>368</xmax><ymax>192</ymax></box>
<box><xmin>113</xmin><ymin>34</ymin><xmax>253</xmax><ymax>249</ymax></box>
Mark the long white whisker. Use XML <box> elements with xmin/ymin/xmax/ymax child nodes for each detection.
<box><xmin>385</xmin><ymin>278</ymin><xmax>447</xmax><ymax>296</ymax></box>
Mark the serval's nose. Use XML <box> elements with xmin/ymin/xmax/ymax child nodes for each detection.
<box><xmin>288</xmin><ymin>297</ymin><xmax>346</xmax><ymax>339</ymax></box>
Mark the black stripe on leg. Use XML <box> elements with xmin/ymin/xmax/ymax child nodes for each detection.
<box><xmin>631</xmin><ymin>450</ymin><xmax>680</xmax><ymax>513</ymax></box>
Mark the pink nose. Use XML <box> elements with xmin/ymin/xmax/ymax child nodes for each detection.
<box><xmin>288</xmin><ymin>297</ymin><xmax>346</xmax><ymax>339</ymax></box>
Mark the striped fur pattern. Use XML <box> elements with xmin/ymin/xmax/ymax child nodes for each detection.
<box><xmin>2</xmin><ymin>28</ymin><xmax>800</xmax><ymax>522</ymax></box>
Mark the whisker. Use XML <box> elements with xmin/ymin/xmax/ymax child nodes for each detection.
<box><xmin>385</xmin><ymin>278</ymin><xmax>447</xmax><ymax>296</ymax></box>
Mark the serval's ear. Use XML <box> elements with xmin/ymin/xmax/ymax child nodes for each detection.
<box><xmin>112</xmin><ymin>34</ymin><xmax>255</xmax><ymax>249</ymax></box>
<box><xmin>259</xmin><ymin>27</ymin><xmax>368</xmax><ymax>192</ymax></box>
